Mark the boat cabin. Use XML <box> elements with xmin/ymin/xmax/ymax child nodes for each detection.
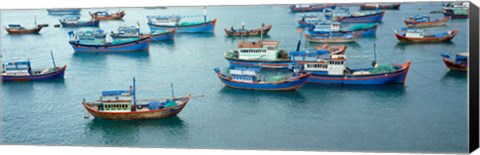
<box><xmin>229</xmin><ymin>67</ymin><xmax>260</xmax><ymax>82</ymax></box>
<box><xmin>93</xmin><ymin>11</ymin><xmax>110</xmax><ymax>16</ymax></box>
<box><xmin>328</xmin><ymin>8</ymin><xmax>351</xmax><ymax>17</ymax></box>
<box><xmin>2</xmin><ymin>61</ymin><xmax>32</xmax><ymax>76</ymax></box>
<box><xmin>401</xmin><ymin>28</ymin><xmax>426</xmax><ymax>38</ymax></box>
<box><xmin>290</xmin><ymin>50</ymin><xmax>347</xmax><ymax>75</ymax></box>
<box><xmin>235</xmin><ymin>40</ymin><xmax>280</xmax><ymax>60</ymax></box>
<box><xmin>294</xmin><ymin>4</ymin><xmax>312</xmax><ymax>8</ymax></box>
<box><xmin>7</xmin><ymin>24</ymin><xmax>25</xmax><ymax>29</ymax></box>
<box><xmin>62</xmin><ymin>15</ymin><xmax>81</xmax><ymax>21</ymax></box>
<box><xmin>115</xmin><ymin>26</ymin><xmax>140</xmax><ymax>37</ymax></box>
<box><xmin>312</xmin><ymin>22</ymin><xmax>341</xmax><ymax>33</ymax></box>
<box><xmin>455</xmin><ymin>53</ymin><xmax>468</xmax><ymax>65</ymax></box>
<box><xmin>147</xmin><ymin>15</ymin><xmax>182</xmax><ymax>26</ymax></box>
<box><xmin>409</xmin><ymin>15</ymin><xmax>430</xmax><ymax>22</ymax></box>
<box><xmin>100</xmin><ymin>90</ymin><xmax>133</xmax><ymax>112</ymax></box>
<box><xmin>74</xmin><ymin>30</ymin><xmax>108</xmax><ymax>45</ymax></box>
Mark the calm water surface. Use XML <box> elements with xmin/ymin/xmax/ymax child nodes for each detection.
<box><xmin>1</xmin><ymin>2</ymin><xmax>469</xmax><ymax>153</ymax></box>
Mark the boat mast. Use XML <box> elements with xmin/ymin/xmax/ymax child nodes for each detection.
<box><xmin>171</xmin><ymin>83</ymin><xmax>175</xmax><ymax>99</ymax></box>
<box><xmin>203</xmin><ymin>6</ymin><xmax>207</xmax><ymax>22</ymax></box>
<box><xmin>50</xmin><ymin>51</ymin><xmax>57</xmax><ymax>69</ymax></box>
<box><xmin>372</xmin><ymin>43</ymin><xmax>377</xmax><ymax>67</ymax></box>
<box><xmin>296</xmin><ymin>28</ymin><xmax>302</xmax><ymax>51</ymax></box>
<box><xmin>133</xmin><ymin>77</ymin><xmax>137</xmax><ymax>111</ymax></box>
<box><xmin>34</xmin><ymin>15</ymin><xmax>37</xmax><ymax>27</ymax></box>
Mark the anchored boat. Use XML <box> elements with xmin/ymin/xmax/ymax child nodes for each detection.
<box><xmin>59</xmin><ymin>16</ymin><xmax>99</xmax><ymax>27</ymax></box>
<box><xmin>147</xmin><ymin>7</ymin><xmax>216</xmax><ymax>33</ymax></box>
<box><xmin>213</xmin><ymin>67</ymin><xmax>310</xmax><ymax>91</ymax></box>
<box><xmin>82</xmin><ymin>78</ymin><xmax>192</xmax><ymax>120</ymax></box>
<box><xmin>4</xmin><ymin>24</ymin><xmax>43</xmax><ymax>34</ymax></box>
<box><xmin>441</xmin><ymin>53</ymin><xmax>468</xmax><ymax>71</ymax></box>
<box><xmin>403</xmin><ymin>15</ymin><xmax>450</xmax><ymax>28</ymax></box>
<box><xmin>309</xmin><ymin>22</ymin><xmax>378</xmax><ymax>36</ymax></box>
<box><xmin>68</xmin><ymin>29</ymin><xmax>151</xmax><ymax>52</ymax></box>
<box><xmin>360</xmin><ymin>3</ymin><xmax>401</xmax><ymax>10</ymax></box>
<box><xmin>110</xmin><ymin>25</ymin><xmax>176</xmax><ymax>41</ymax></box>
<box><xmin>326</xmin><ymin>8</ymin><xmax>385</xmax><ymax>23</ymax></box>
<box><xmin>289</xmin><ymin>4</ymin><xmax>336</xmax><ymax>12</ymax></box>
<box><xmin>443</xmin><ymin>2</ymin><xmax>469</xmax><ymax>19</ymax></box>
<box><xmin>305</xmin><ymin>32</ymin><xmax>363</xmax><ymax>43</ymax></box>
<box><xmin>394</xmin><ymin>28</ymin><xmax>458</xmax><ymax>43</ymax></box>
<box><xmin>89</xmin><ymin>10</ymin><xmax>126</xmax><ymax>20</ymax></box>
<box><xmin>2</xmin><ymin>52</ymin><xmax>66</xmax><ymax>81</ymax></box>
<box><xmin>224</xmin><ymin>23</ymin><xmax>272</xmax><ymax>37</ymax></box>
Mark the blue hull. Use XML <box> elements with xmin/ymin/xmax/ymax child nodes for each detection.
<box><xmin>69</xmin><ymin>37</ymin><xmax>150</xmax><ymax>52</ymax></box>
<box><xmin>328</xmin><ymin>11</ymin><xmax>385</xmax><ymax>23</ymax></box>
<box><xmin>309</xmin><ymin>26</ymin><xmax>377</xmax><ymax>36</ymax></box>
<box><xmin>60</xmin><ymin>20</ymin><xmax>100</xmax><ymax>27</ymax></box>
<box><xmin>47</xmin><ymin>9</ymin><xmax>81</xmax><ymax>15</ymax></box>
<box><xmin>148</xmin><ymin>19</ymin><xmax>216</xmax><ymax>33</ymax></box>
<box><xmin>226</xmin><ymin>58</ymin><xmax>290</xmax><ymax>69</ymax></box>
<box><xmin>151</xmin><ymin>32</ymin><xmax>175</xmax><ymax>41</ymax></box>
<box><xmin>2</xmin><ymin>65</ymin><xmax>66</xmax><ymax>81</ymax></box>
<box><xmin>215</xmin><ymin>72</ymin><xmax>310</xmax><ymax>91</ymax></box>
<box><xmin>306</xmin><ymin>62</ymin><xmax>411</xmax><ymax>85</ymax></box>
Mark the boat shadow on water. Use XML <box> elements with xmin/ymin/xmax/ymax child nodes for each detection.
<box><xmin>217</xmin><ymin>87</ymin><xmax>307</xmax><ymax>105</ymax></box>
<box><xmin>175</xmin><ymin>33</ymin><xmax>216</xmax><ymax>39</ymax></box>
<box><xmin>72</xmin><ymin>50</ymin><xmax>150</xmax><ymax>59</ymax></box>
<box><xmin>441</xmin><ymin>70</ymin><xmax>467</xmax><ymax>80</ymax></box>
<box><xmin>394</xmin><ymin>41</ymin><xmax>456</xmax><ymax>50</ymax></box>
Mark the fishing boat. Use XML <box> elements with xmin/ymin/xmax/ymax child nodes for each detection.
<box><xmin>147</xmin><ymin>7</ymin><xmax>216</xmax><ymax>33</ymax></box>
<box><xmin>82</xmin><ymin>78</ymin><xmax>192</xmax><ymax>120</ymax></box>
<box><xmin>47</xmin><ymin>8</ymin><xmax>81</xmax><ymax>15</ymax></box>
<box><xmin>394</xmin><ymin>28</ymin><xmax>458</xmax><ymax>43</ymax></box>
<box><xmin>68</xmin><ymin>29</ymin><xmax>151</xmax><ymax>52</ymax></box>
<box><xmin>403</xmin><ymin>15</ymin><xmax>451</xmax><ymax>28</ymax></box>
<box><xmin>110</xmin><ymin>25</ymin><xmax>176</xmax><ymax>41</ymax></box>
<box><xmin>326</xmin><ymin>8</ymin><xmax>385</xmax><ymax>23</ymax></box>
<box><xmin>289</xmin><ymin>4</ymin><xmax>336</xmax><ymax>12</ymax></box>
<box><xmin>297</xmin><ymin>15</ymin><xmax>325</xmax><ymax>28</ymax></box>
<box><xmin>309</xmin><ymin>22</ymin><xmax>378</xmax><ymax>36</ymax></box>
<box><xmin>1</xmin><ymin>52</ymin><xmax>66</xmax><ymax>81</ymax></box>
<box><xmin>441</xmin><ymin>53</ymin><xmax>468</xmax><ymax>71</ymax></box>
<box><xmin>290</xmin><ymin>48</ymin><xmax>411</xmax><ymax>85</ymax></box>
<box><xmin>360</xmin><ymin>3</ymin><xmax>401</xmax><ymax>10</ymax></box>
<box><xmin>89</xmin><ymin>10</ymin><xmax>126</xmax><ymax>20</ymax></box>
<box><xmin>4</xmin><ymin>24</ymin><xmax>43</xmax><ymax>34</ymax></box>
<box><xmin>224</xmin><ymin>23</ymin><xmax>272</xmax><ymax>37</ymax></box>
<box><xmin>305</xmin><ymin>32</ymin><xmax>362</xmax><ymax>43</ymax></box>
<box><xmin>213</xmin><ymin>67</ymin><xmax>310</xmax><ymax>91</ymax></box>
<box><xmin>443</xmin><ymin>2</ymin><xmax>469</xmax><ymax>19</ymax></box>
<box><xmin>59</xmin><ymin>16</ymin><xmax>100</xmax><ymax>27</ymax></box>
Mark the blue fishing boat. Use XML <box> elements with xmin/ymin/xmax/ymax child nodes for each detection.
<box><xmin>289</xmin><ymin>4</ymin><xmax>336</xmax><ymax>12</ymax></box>
<box><xmin>2</xmin><ymin>52</ymin><xmax>66</xmax><ymax>81</ymax></box>
<box><xmin>47</xmin><ymin>8</ymin><xmax>81</xmax><ymax>15</ymax></box>
<box><xmin>110</xmin><ymin>25</ymin><xmax>176</xmax><ymax>41</ymax></box>
<box><xmin>441</xmin><ymin>53</ymin><xmax>468</xmax><ymax>71</ymax></box>
<box><xmin>68</xmin><ymin>29</ymin><xmax>151</xmax><ymax>52</ymax></box>
<box><xmin>59</xmin><ymin>16</ymin><xmax>99</xmax><ymax>27</ymax></box>
<box><xmin>298</xmin><ymin>15</ymin><xmax>326</xmax><ymax>28</ymax></box>
<box><xmin>213</xmin><ymin>67</ymin><xmax>311</xmax><ymax>91</ymax></box>
<box><xmin>147</xmin><ymin>7</ymin><xmax>216</xmax><ymax>33</ymax></box>
<box><xmin>325</xmin><ymin>8</ymin><xmax>385</xmax><ymax>23</ymax></box>
<box><xmin>403</xmin><ymin>15</ymin><xmax>450</xmax><ymax>28</ymax></box>
<box><xmin>290</xmin><ymin>46</ymin><xmax>411</xmax><ymax>85</ymax></box>
<box><xmin>309</xmin><ymin>22</ymin><xmax>378</xmax><ymax>36</ymax></box>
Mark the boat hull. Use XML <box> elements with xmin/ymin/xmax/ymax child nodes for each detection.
<box><xmin>305</xmin><ymin>33</ymin><xmax>362</xmax><ymax>43</ymax></box>
<box><xmin>151</xmin><ymin>29</ymin><xmax>176</xmax><ymax>41</ymax></box>
<box><xmin>290</xmin><ymin>4</ymin><xmax>336</xmax><ymax>12</ymax></box>
<box><xmin>225</xmin><ymin>57</ymin><xmax>290</xmax><ymax>69</ymax></box>
<box><xmin>90</xmin><ymin>11</ymin><xmax>126</xmax><ymax>20</ymax></box>
<box><xmin>224</xmin><ymin>24</ymin><xmax>272</xmax><ymax>37</ymax></box>
<box><xmin>83</xmin><ymin>96</ymin><xmax>191</xmax><ymax>120</ymax></box>
<box><xmin>59</xmin><ymin>20</ymin><xmax>100</xmax><ymax>27</ymax></box>
<box><xmin>332</xmin><ymin>11</ymin><xmax>385</xmax><ymax>23</ymax></box>
<box><xmin>404</xmin><ymin>16</ymin><xmax>450</xmax><ymax>28</ymax></box>
<box><xmin>47</xmin><ymin>9</ymin><xmax>81</xmax><ymax>15</ymax></box>
<box><xmin>443</xmin><ymin>58</ymin><xmax>467</xmax><ymax>71</ymax></box>
<box><xmin>5</xmin><ymin>26</ymin><xmax>43</xmax><ymax>34</ymax></box>
<box><xmin>149</xmin><ymin>18</ymin><xmax>217</xmax><ymax>33</ymax></box>
<box><xmin>2</xmin><ymin>65</ymin><xmax>67</xmax><ymax>81</ymax></box>
<box><xmin>360</xmin><ymin>3</ymin><xmax>401</xmax><ymax>10</ymax></box>
<box><xmin>309</xmin><ymin>24</ymin><xmax>378</xmax><ymax>36</ymax></box>
<box><xmin>395</xmin><ymin>30</ymin><xmax>458</xmax><ymax>43</ymax></box>
<box><xmin>215</xmin><ymin>72</ymin><xmax>310</xmax><ymax>91</ymax></box>
<box><xmin>306</xmin><ymin>61</ymin><xmax>411</xmax><ymax>85</ymax></box>
<box><xmin>69</xmin><ymin>37</ymin><xmax>150</xmax><ymax>52</ymax></box>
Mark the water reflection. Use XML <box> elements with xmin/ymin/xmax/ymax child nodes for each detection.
<box><xmin>395</xmin><ymin>41</ymin><xmax>455</xmax><ymax>50</ymax></box>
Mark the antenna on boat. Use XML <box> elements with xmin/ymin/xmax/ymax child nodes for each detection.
<box><xmin>50</xmin><ymin>51</ymin><xmax>57</xmax><ymax>69</ymax></box>
<box><xmin>203</xmin><ymin>6</ymin><xmax>207</xmax><ymax>22</ymax></box>
<box><xmin>133</xmin><ymin>77</ymin><xmax>137</xmax><ymax>112</ymax></box>
<box><xmin>372</xmin><ymin>43</ymin><xmax>377</xmax><ymax>67</ymax></box>
<box><xmin>170</xmin><ymin>83</ymin><xmax>175</xmax><ymax>99</ymax></box>
<box><xmin>296</xmin><ymin>28</ymin><xmax>302</xmax><ymax>51</ymax></box>
<box><xmin>260</xmin><ymin>23</ymin><xmax>264</xmax><ymax>41</ymax></box>
<box><xmin>34</xmin><ymin>15</ymin><xmax>37</xmax><ymax>27</ymax></box>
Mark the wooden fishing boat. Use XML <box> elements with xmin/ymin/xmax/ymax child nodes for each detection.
<box><xmin>82</xmin><ymin>78</ymin><xmax>192</xmax><ymax>120</ymax></box>
<box><xmin>224</xmin><ymin>40</ymin><xmax>346</xmax><ymax>69</ymax></box>
<box><xmin>305</xmin><ymin>32</ymin><xmax>362</xmax><ymax>43</ymax></box>
<box><xmin>47</xmin><ymin>8</ymin><xmax>81</xmax><ymax>15</ymax></box>
<box><xmin>224</xmin><ymin>24</ymin><xmax>272</xmax><ymax>37</ymax></box>
<box><xmin>360</xmin><ymin>3</ymin><xmax>401</xmax><ymax>10</ymax></box>
<box><xmin>326</xmin><ymin>8</ymin><xmax>385</xmax><ymax>23</ymax></box>
<box><xmin>2</xmin><ymin>52</ymin><xmax>66</xmax><ymax>81</ymax></box>
<box><xmin>443</xmin><ymin>2</ymin><xmax>469</xmax><ymax>19</ymax></box>
<box><xmin>290</xmin><ymin>50</ymin><xmax>411</xmax><ymax>85</ymax></box>
<box><xmin>403</xmin><ymin>15</ymin><xmax>450</xmax><ymax>28</ymax></box>
<box><xmin>110</xmin><ymin>25</ymin><xmax>176</xmax><ymax>41</ymax></box>
<box><xmin>147</xmin><ymin>8</ymin><xmax>216</xmax><ymax>33</ymax></box>
<box><xmin>89</xmin><ymin>10</ymin><xmax>126</xmax><ymax>20</ymax></box>
<box><xmin>68</xmin><ymin>29</ymin><xmax>151</xmax><ymax>52</ymax></box>
<box><xmin>59</xmin><ymin>16</ymin><xmax>99</xmax><ymax>27</ymax></box>
<box><xmin>309</xmin><ymin>22</ymin><xmax>378</xmax><ymax>36</ymax></box>
<box><xmin>441</xmin><ymin>53</ymin><xmax>468</xmax><ymax>71</ymax></box>
<box><xmin>394</xmin><ymin>28</ymin><xmax>458</xmax><ymax>43</ymax></box>
<box><xmin>213</xmin><ymin>67</ymin><xmax>310</xmax><ymax>91</ymax></box>
<box><xmin>4</xmin><ymin>24</ymin><xmax>43</xmax><ymax>34</ymax></box>
<box><xmin>289</xmin><ymin>4</ymin><xmax>336</xmax><ymax>12</ymax></box>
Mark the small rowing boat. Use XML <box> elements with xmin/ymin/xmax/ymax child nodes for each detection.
<box><xmin>441</xmin><ymin>53</ymin><xmax>468</xmax><ymax>71</ymax></box>
<box><xmin>82</xmin><ymin>78</ymin><xmax>192</xmax><ymax>120</ymax></box>
<box><xmin>224</xmin><ymin>23</ymin><xmax>272</xmax><ymax>37</ymax></box>
<box><xmin>403</xmin><ymin>15</ymin><xmax>450</xmax><ymax>28</ymax></box>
